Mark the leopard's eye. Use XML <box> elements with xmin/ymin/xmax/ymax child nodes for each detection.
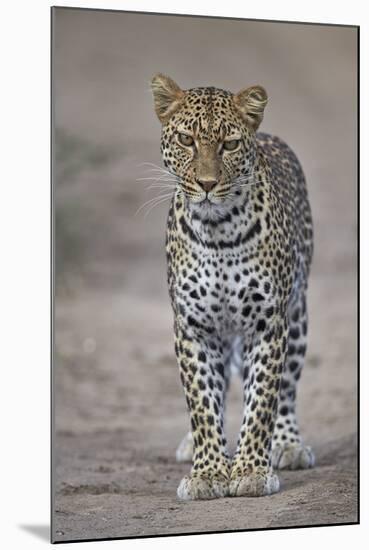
<box><xmin>223</xmin><ymin>139</ymin><xmax>240</xmax><ymax>151</ymax></box>
<box><xmin>178</xmin><ymin>133</ymin><xmax>194</xmax><ymax>147</ymax></box>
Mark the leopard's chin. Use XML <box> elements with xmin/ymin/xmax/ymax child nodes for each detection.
<box><xmin>188</xmin><ymin>194</ymin><xmax>228</xmax><ymax>206</ymax></box>
<box><xmin>188</xmin><ymin>195</ymin><xmax>233</xmax><ymax>222</ymax></box>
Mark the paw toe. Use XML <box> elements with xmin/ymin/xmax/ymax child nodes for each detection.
<box><xmin>273</xmin><ymin>444</ymin><xmax>315</xmax><ymax>470</ymax></box>
<box><xmin>229</xmin><ymin>472</ymin><xmax>280</xmax><ymax>497</ymax></box>
<box><xmin>177</xmin><ymin>473</ymin><xmax>229</xmax><ymax>500</ymax></box>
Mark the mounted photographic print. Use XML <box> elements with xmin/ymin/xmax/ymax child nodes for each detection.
<box><xmin>51</xmin><ymin>6</ymin><xmax>359</xmax><ymax>543</ymax></box>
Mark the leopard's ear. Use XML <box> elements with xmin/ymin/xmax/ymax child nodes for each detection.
<box><xmin>150</xmin><ymin>73</ymin><xmax>185</xmax><ymax>124</ymax></box>
<box><xmin>233</xmin><ymin>85</ymin><xmax>268</xmax><ymax>130</ymax></box>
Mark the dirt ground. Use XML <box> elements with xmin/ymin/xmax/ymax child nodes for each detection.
<box><xmin>52</xmin><ymin>9</ymin><xmax>358</xmax><ymax>543</ymax></box>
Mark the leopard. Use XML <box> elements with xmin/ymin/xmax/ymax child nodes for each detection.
<box><xmin>150</xmin><ymin>73</ymin><xmax>315</xmax><ymax>500</ymax></box>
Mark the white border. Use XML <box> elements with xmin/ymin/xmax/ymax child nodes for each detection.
<box><xmin>1</xmin><ymin>1</ymin><xmax>366</xmax><ymax>549</ymax></box>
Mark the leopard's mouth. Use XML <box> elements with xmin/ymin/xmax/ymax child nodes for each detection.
<box><xmin>183</xmin><ymin>187</ymin><xmax>228</xmax><ymax>204</ymax></box>
<box><xmin>180</xmin><ymin>179</ymin><xmax>234</xmax><ymax>207</ymax></box>
<box><xmin>187</xmin><ymin>193</ymin><xmax>223</xmax><ymax>206</ymax></box>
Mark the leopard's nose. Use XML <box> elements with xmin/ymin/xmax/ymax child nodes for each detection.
<box><xmin>196</xmin><ymin>178</ymin><xmax>218</xmax><ymax>193</ymax></box>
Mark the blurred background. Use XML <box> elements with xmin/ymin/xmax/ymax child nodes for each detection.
<box><xmin>53</xmin><ymin>8</ymin><xmax>357</xmax><ymax>542</ymax></box>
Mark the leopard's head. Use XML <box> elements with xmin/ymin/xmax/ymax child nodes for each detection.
<box><xmin>150</xmin><ymin>73</ymin><xmax>268</xmax><ymax>215</ymax></box>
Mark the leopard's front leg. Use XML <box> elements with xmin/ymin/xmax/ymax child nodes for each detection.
<box><xmin>175</xmin><ymin>324</ymin><xmax>231</xmax><ymax>500</ymax></box>
<box><xmin>230</xmin><ymin>314</ymin><xmax>288</xmax><ymax>497</ymax></box>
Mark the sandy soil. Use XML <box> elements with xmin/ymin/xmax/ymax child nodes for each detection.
<box><xmin>52</xmin><ymin>9</ymin><xmax>358</xmax><ymax>543</ymax></box>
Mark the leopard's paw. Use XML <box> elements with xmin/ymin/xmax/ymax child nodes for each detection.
<box><xmin>272</xmin><ymin>444</ymin><xmax>315</xmax><ymax>470</ymax></box>
<box><xmin>177</xmin><ymin>471</ymin><xmax>229</xmax><ymax>500</ymax></box>
<box><xmin>175</xmin><ymin>432</ymin><xmax>193</xmax><ymax>463</ymax></box>
<box><xmin>229</xmin><ymin>471</ymin><xmax>280</xmax><ymax>497</ymax></box>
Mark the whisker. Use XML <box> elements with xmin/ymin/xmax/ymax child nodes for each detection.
<box><xmin>234</xmin><ymin>183</ymin><xmax>259</xmax><ymax>187</ymax></box>
<box><xmin>138</xmin><ymin>163</ymin><xmax>177</xmax><ymax>177</ymax></box>
<box><xmin>139</xmin><ymin>168</ymin><xmax>175</xmax><ymax>176</ymax></box>
<box><xmin>235</xmin><ymin>180</ymin><xmax>271</xmax><ymax>187</ymax></box>
<box><xmin>137</xmin><ymin>162</ymin><xmax>166</xmax><ymax>169</ymax></box>
<box><xmin>216</xmin><ymin>192</ymin><xmax>234</xmax><ymax>199</ymax></box>
<box><xmin>145</xmin><ymin>182</ymin><xmax>177</xmax><ymax>188</ymax></box>
<box><xmin>137</xmin><ymin>176</ymin><xmax>180</xmax><ymax>182</ymax></box>
<box><xmin>135</xmin><ymin>192</ymin><xmax>174</xmax><ymax>216</ymax></box>
<box><xmin>145</xmin><ymin>184</ymin><xmax>177</xmax><ymax>192</ymax></box>
<box><xmin>143</xmin><ymin>194</ymin><xmax>174</xmax><ymax>218</ymax></box>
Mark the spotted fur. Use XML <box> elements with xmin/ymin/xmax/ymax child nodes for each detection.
<box><xmin>151</xmin><ymin>74</ymin><xmax>315</xmax><ymax>500</ymax></box>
